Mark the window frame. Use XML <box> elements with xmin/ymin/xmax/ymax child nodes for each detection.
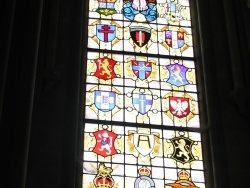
<box><xmin>80</xmin><ymin>1</ymin><xmax>216</xmax><ymax>188</ymax></box>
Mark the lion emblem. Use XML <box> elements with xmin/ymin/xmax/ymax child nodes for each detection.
<box><xmin>170</xmin><ymin>137</ymin><xmax>195</xmax><ymax>164</ymax></box>
<box><xmin>99</xmin><ymin>58</ymin><xmax>113</xmax><ymax>79</ymax></box>
<box><xmin>175</xmin><ymin>139</ymin><xmax>190</xmax><ymax>162</ymax></box>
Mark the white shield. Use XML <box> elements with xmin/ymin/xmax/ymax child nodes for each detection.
<box><xmin>133</xmin><ymin>133</ymin><xmax>155</xmax><ymax>156</ymax></box>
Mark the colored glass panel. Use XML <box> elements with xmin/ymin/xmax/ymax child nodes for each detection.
<box><xmin>88</xmin><ymin>20</ymin><xmax>194</xmax><ymax>56</ymax></box>
<box><xmin>86</xmin><ymin>52</ymin><xmax>197</xmax><ymax>91</ymax></box>
<box><xmin>84</xmin><ymin>0</ymin><xmax>207</xmax><ymax>188</ymax></box>
<box><xmin>88</xmin><ymin>0</ymin><xmax>194</xmax><ymax>56</ymax></box>
<box><xmin>85</xmin><ymin>83</ymin><xmax>200</xmax><ymax>127</ymax></box>
<box><xmin>89</xmin><ymin>0</ymin><xmax>192</xmax><ymax>26</ymax></box>
<box><xmin>83</xmin><ymin>123</ymin><xmax>205</xmax><ymax>188</ymax></box>
<box><xmin>85</xmin><ymin>52</ymin><xmax>199</xmax><ymax>127</ymax></box>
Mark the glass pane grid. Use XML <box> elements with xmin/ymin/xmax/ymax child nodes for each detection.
<box><xmin>83</xmin><ymin>0</ymin><xmax>206</xmax><ymax>188</ymax></box>
<box><xmin>82</xmin><ymin>123</ymin><xmax>205</xmax><ymax>187</ymax></box>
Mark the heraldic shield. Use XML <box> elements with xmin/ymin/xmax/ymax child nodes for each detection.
<box><xmin>132</xmin><ymin>93</ymin><xmax>153</xmax><ymax>115</ymax></box>
<box><xmin>133</xmin><ymin>133</ymin><xmax>155</xmax><ymax>156</ymax></box>
<box><xmin>166</xmin><ymin>63</ymin><xmax>189</xmax><ymax>87</ymax></box>
<box><xmin>132</xmin><ymin>60</ymin><xmax>152</xmax><ymax>81</ymax></box>
<box><xmin>96</xmin><ymin>0</ymin><xmax>117</xmax><ymax>16</ymax></box>
<box><xmin>94</xmin><ymin>90</ymin><xmax>116</xmax><ymax>112</ymax></box>
<box><xmin>93</xmin><ymin>129</ymin><xmax>118</xmax><ymax>157</ymax></box>
<box><xmin>165</xmin><ymin>30</ymin><xmax>185</xmax><ymax>49</ymax></box>
<box><xmin>169</xmin><ymin>96</ymin><xmax>190</xmax><ymax>118</ymax></box>
<box><xmin>130</xmin><ymin>26</ymin><xmax>151</xmax><ymax>47</ymax></box>
<box><xmin>96</xmin><ymin>24</ymin><xmax>116</xmax><ymax>43</ymax></box>
<box><xmin>170</xmin><ymin>136</ymin><xmax>195</xmax><ymax>164</ymax></box>
<box><xmin>94</xmin><ymin>57</ymin><xmax>117</xmax><ymax>80</ymax></box>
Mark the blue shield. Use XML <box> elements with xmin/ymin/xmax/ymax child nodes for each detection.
<box><xmin>132</xmin><ymin>61</ymin><xmax>152</xmax><ymax>80</ymax></box>
<box><xmin>132</xmin><ymin>93</ymin><xmax>153</xmax><ymax>115</ymax></box>
<box><xmin>96</xmin><ymin>24</ymin><xmax>116</xmax><ymax>43</ymax></box>
<box><xmin>94</xmin><ymin>91</ymin><xmax>116</xmax><ymax>112</ymax></box>
<box><xmin>166</xmin><ymin>63</ymin><xmax>189</xmax><ymax>87</ymax></box>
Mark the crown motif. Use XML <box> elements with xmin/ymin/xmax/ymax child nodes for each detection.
<box><xmin>97</xmin><ymin>163</ymin><xmax>113</xmax><ymax>176</ymax></box>
<box><xmin>138</xmin><ymin>166</ymin><xmax>151</xmax><ymax>176</ymax></box>
<box><xmin>94</xmin><ymin>177</ymin><xmax>114</xmax><ymax>188</ymax></box>
<box><xmin>98</xmin><ymin>0</ymin><xmax>116</xmax><ymax>3</ymax></box>
<box><xmin>94</xmin><ymin>163</ymin><xmax>114</xmax><ymax>188</ymax></box>
<box><xmin>178</xmin><ymin>170</ymin><xmax>190</xmax><ymax>180</ymax></box>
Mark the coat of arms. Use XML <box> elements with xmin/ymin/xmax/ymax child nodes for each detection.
<box><xmin>96</xmin><ymin>0</ymin><xmax>117</xmax><ymax>16</ymax></box>
<box><xmin>128</xmin><ymin>88</ymin><xmax>155</xmax><ymax>116</ymax></box>
<box><xmin>85</xmin><ymin>125</ymin><xmax>123</xmax><ymax>159</ymax></box>
<box><xmin>165</xmin><ymin>30</ymin><xmax>185</xmax><ymax>49</ymax></box>
<box><xmin>94</xmin><ymin>57</ymin><xmax>117</xmax><ymax>80</ymax></box>
<box><xmin>86</xmin><ymin>86</ymin><xmax>122</xmax><ymax>120</ymax></box>
<box><xmin>160</xmin><ymin>0</ymin><xmax>191</xmax><ymax>25</ymax></box>
<box><xmin>127</xmin><ymin>128</ymin><xmax>161</xmax><ymax>164</ymax></box>
<box><xmin>89</xmin><ymin>20</ymin><xmax>122</xmax><ymax>48</ymax></box>
<box><xmin>166</xmin><ymin>63</ymin><xmax>189</xmax><ymax>87</ymax></box>
<box><xmin>169</xmin><ymin>136</ymin><xmax>195</xmax><ymax>164</ymax></box>
<box><xmin>93</xmin><ymin>129</ymin><xmax>118</xmax><ymax>157</ymax></box>
<box><xmin>164</xmin><ymin>131</ymin><xmax>201</xmax><ymax>167</ymax></box>
<box><xmin>96</xmin><ymin>24</ymin><xmax>116</xmax><ymax>43</ymax></box>
<box><xmin>122</xmin><ymin>0</ymin><xmax>158</xmax><ymax>22</ymax></box>
<box><xmin>130</xmin><ymin>26</ymin><xmax>151</xmax><ymax>48</ymax></box>
<box><xmin>160</xmin><ymin>26</ymin><xmax>190</xmax><ymax>55</ymax></box>
<box><xmin>94</xmin><ymin>90</ymin><xmax>116</xmax><ymax>112</ymax></box>
<box><xmin>134</xmin><ymin>166</ymin><xmax>155</xmax><ymax>188</ymax></box>
<box><xmin>169</xmin><ymin>96</ymin><xmax>190</xmax><ymax>118</ymax></box>
<box><xmin>126</xmin><ymin>57</ymin><xmax>157</xmax><ymax>83</ymax></box>
<box><xmin>166</xmin><ymin>170</ymin><xmax>199</xmax><ymax>188</ymax></box>
<box><xmin>87</xmin><ymin>54</ymin><xmax>122</xmax><ymax>84</ymax></box>
<box><xmin>124</xmin><ymin>16</ymin><xmax>157</xmax><ymax>53</ymax></box>
<box><xmin>132</xmin><ymin>93</ymin><xmax>153</xmax><ymax>115</ymax></box>
<box><xmin>131</xmin><ymin>60</ymin><xmax>152</xmax><ymax>81</ymax></box>
<box><xmin>163</xmin><ymin>92</ymin><xmax>196</xmax><ymax>125</ymax></box>
<box><xmin>125</xmin><ymin>88</ymin><xmax>159</xmax><ymax>124</ymax></box>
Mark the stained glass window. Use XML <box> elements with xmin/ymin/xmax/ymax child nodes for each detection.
<box><xmin>83</xmin><ymin>1</ymin><xmax>206</xmax><ymax>188</ymax></box>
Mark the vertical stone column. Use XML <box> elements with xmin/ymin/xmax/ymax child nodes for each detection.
<box><xmin>0</xmin><ymin>0</ymin><xmax>16</xmax><ymax>122</ymax></box>
<box><xmin>195</xmin><ymin>0</ymin><xmax>231</xmax><ymax>187</ymax></box>
<box><xmin>57</xmin><ymin>0</ymin><xmax>84</xmax><ymax>187</ymax></box>
<box><xmin>0</xmin><ymin>1</ymin><xmax>43</xmax><ymax>187</ymax></box>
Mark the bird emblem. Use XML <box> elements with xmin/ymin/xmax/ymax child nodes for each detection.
<box><xmin>169</xmin><ymin>97</ymin><xmax>190</xmax><ymax>118</ymax></box>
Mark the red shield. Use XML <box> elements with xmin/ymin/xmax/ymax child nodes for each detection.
<box><xmin>93</xmin><ymin>130</ymin><xmax>118</xmax><ymax>157</ymax></box>
<box><xmin>94</xmin><ymin>57</ymin><xmax>117</xmax><ymax>80</ymax></box>
<box><xmin>169</xmin><ymin>96</ymin><xmax>190</xmax><ymax>118</ymax></box>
